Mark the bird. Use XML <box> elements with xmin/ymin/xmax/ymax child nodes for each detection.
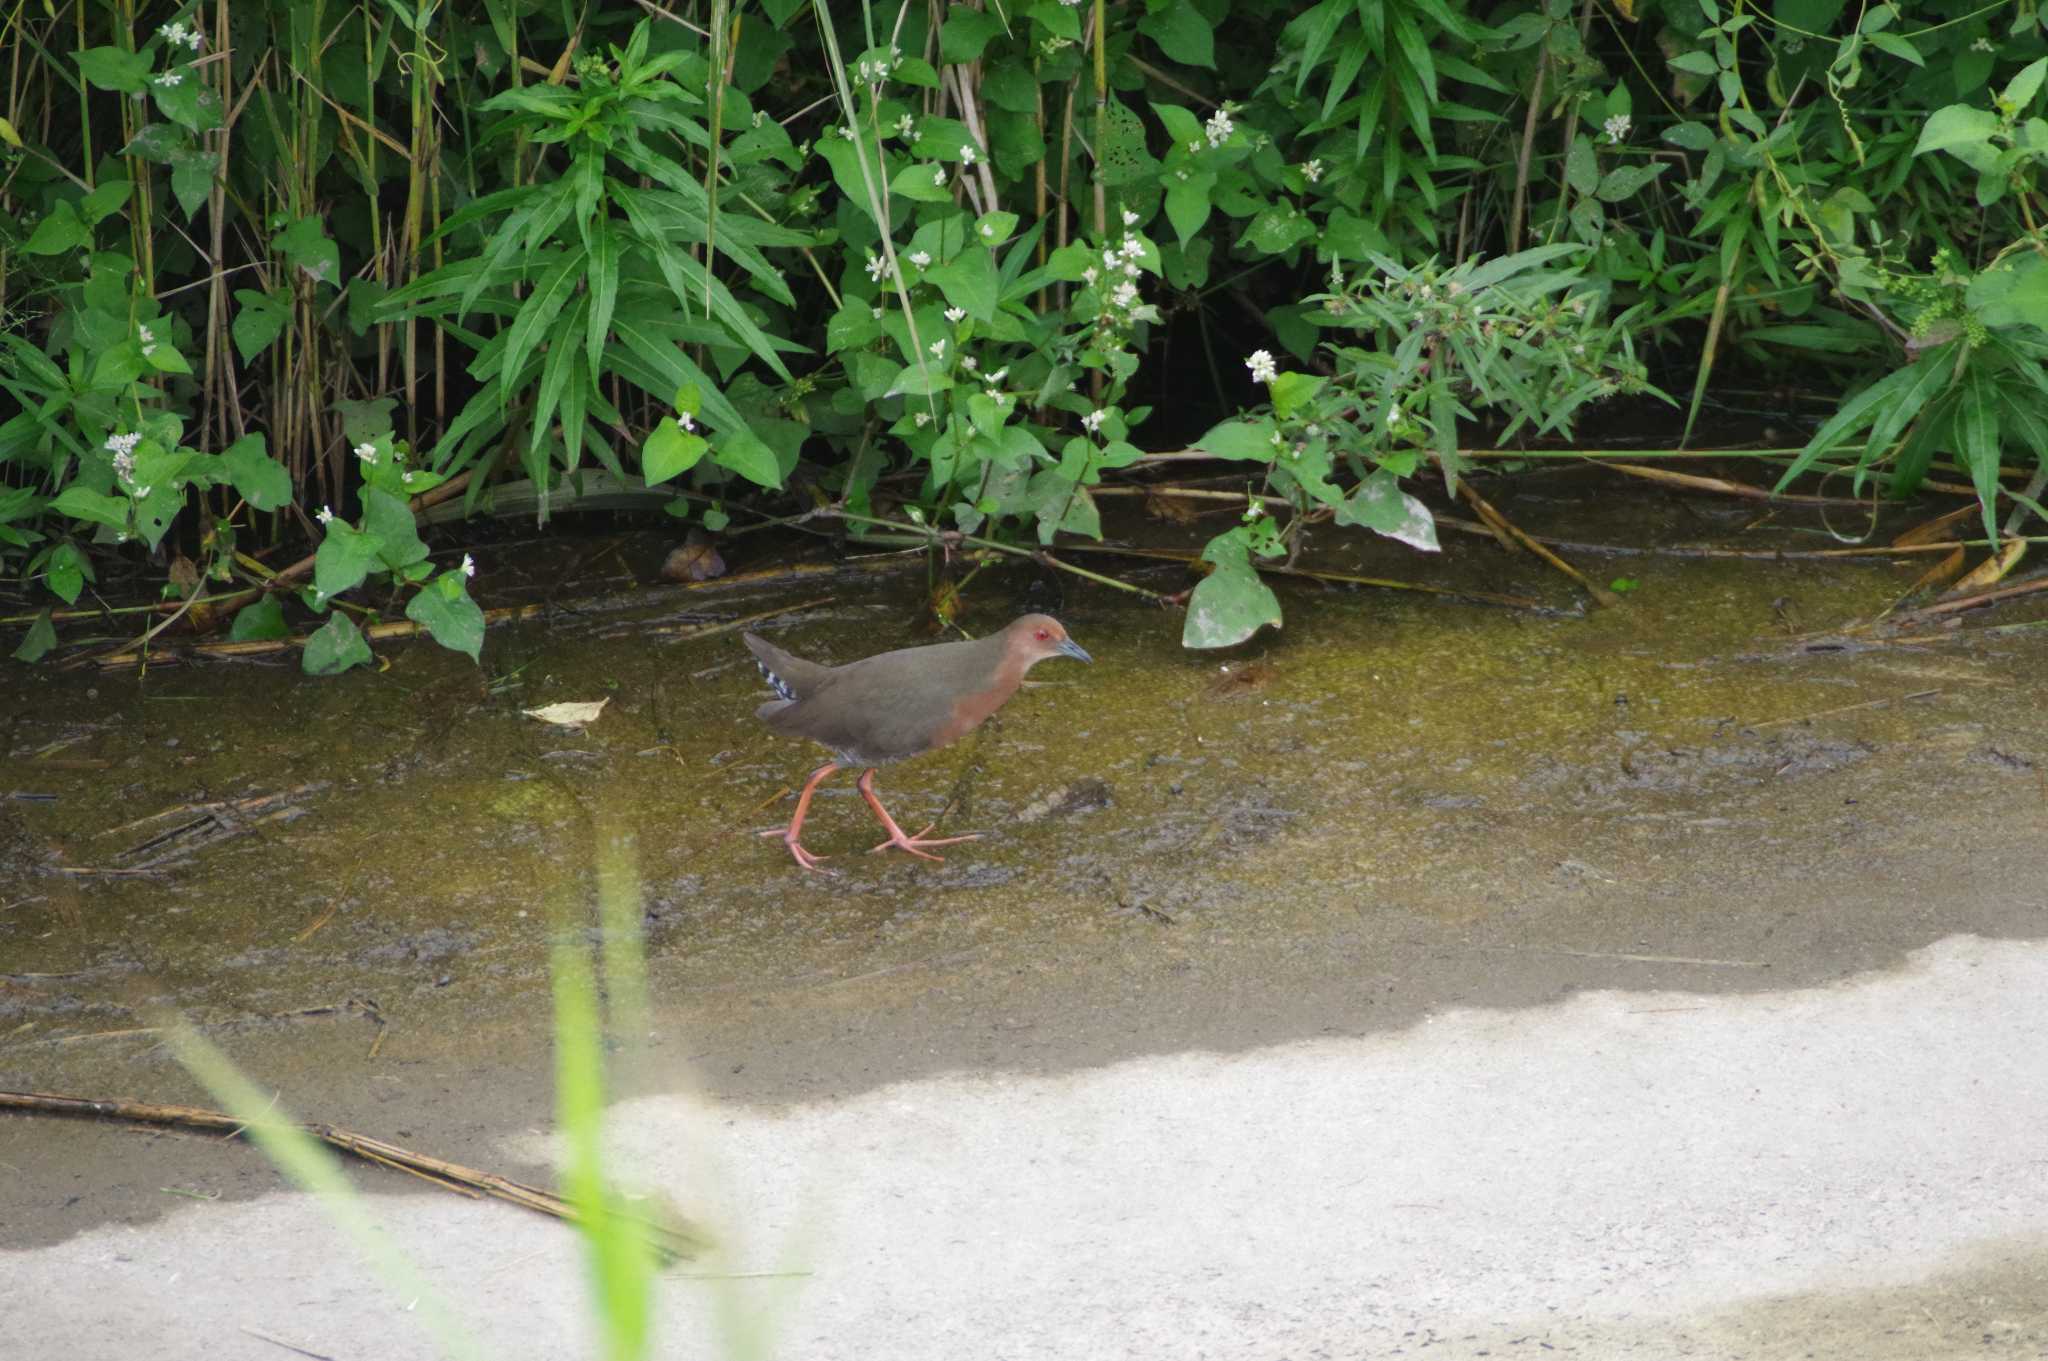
<box><xmin>743</xmin><ymin>614</ymin><xmax>1093</xmax><ymax>870</ymax></box>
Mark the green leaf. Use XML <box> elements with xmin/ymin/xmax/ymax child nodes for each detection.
<box><xmin>890</xmin><ymin>161</ymin><xmax>956</xmax><ymax>203</ymax></box>
<box><xmin>1565</xmin><ymin>136</ymin><xmax>1599</xmax><ymax>195</ymax></box>
<box><xmin>275</xmin><ymin>215</ymin><xmax>341</xmax><ymax>286</ymax></box>
<box><xmin>1183</xmin><ymin>556</ymin><xmax>1282</xmax><ymax>649</ymax></box>
<box><xmin>13</xmin><ymin>610</ymin><xmax>57</xmax><ymax>662</ymax></box>
<box><xmin>45</xmin><ymin>543</ymin><xmax>87</xmax><ymax>604</ymax></box>
<box><xmin>152</xmin><ymin>68</ymin><xmax>224</xmax><ymax>132</ymax></box>
<box><xmin>499</xmin><ymin>244</ymin><xmax>587</xmax><ymax>393</ymax></box>
<box><xmin>51</xmin><ymin>486</ymin><xmax>131</xmax><ymax>530</ymax></box>
<box><xmin>229</xmin><ymin>595</ymin><xmax>289</xmax><ymax>642</ymax></box>
<box><xmin>1915</xmin><ymin>104</ymin><xmax>2002</xmax><ymax>159</ymax></box>
<box><xmin>405</xmin><ymin>571</ymin><xmax>485</xmax><ymax>663</ymax></box>
<box><xmin>363</xmin><ymin>489</ymin><xmax>429</xmax><ymax>570</ymax></box>
<box><xmin>231</xmin><ymin>288</ymin><xmax>290</xmax><ymax>363</ymax></box>
<box><xmin>1866</xmin><ymin>32</ymin><xmax>1922</xmax><ymax>67</ymax></box>
<box><xmin>1269</xmin><ymin>372</ymin><xmax>1324</xmax><ymax>420</ymax></box>
<box><xmin>939</xmin><ymin>7</ymin><xmax>1005</xmax><ymax>62</ymax></box>
<box><xmin>302</xmin><ymin>613</ymin><xmax>373</xmax><ymax>675</ymax></box>
<box><xmin>1195</xmin><ymin>414</ymin><xmax>1280</xmax><ymax>460</ymax></box>
<box><xmin>1595</xmin><ymin>161</ymin><xmax>1669</xmax><ymax>202</ymax></box>
<box><xmin>642</xmin><ymin>416</ymin><xmax>709</xmax><ymax>483</ymax></box>
<box><xmin>24</xmin><ymin>202</ymin><xmax>88</xmax><ymax>255</ymax></box>
<box><xmin>312</xmin><ymin>521</ymin><xmax>384</xmax><ymax>599</ymax></box>
<box><xmin>222</xmin><ymin>434</ymin><xmax>292</xmax><ymax>510</ymax></box>
<box><xmin>169</xmin><ymin>149</ymin><xmax>218</xmax><ymax>218</ymax></box>
<box><xmin>2001</xmin><ymin>56</ymin><xmax>2048</xmax><ymax>111</ymax></box>
<box><xmin>911</xmin><ymin>116</ymin><xmax>979</xmax><ymax>161</ymax></box>
<box><xmin>585</xmin><ymin>220</ymin><xmax>619</xmax><ymax>375</ymax></box>
<box><xmin>1163</xmin><ymin>172</ymin><xmax>1214</xmax><ymax>245</ymax></box>
<box><xmin>75</xmin><ymin>46</ymin><xmax>151</xmax><ymax>93</ymax></box>
<box><xmin>78</xmin><ymin>178</ymin><xmax>133</xmax><ymax>226</ymax></box>
<box><xmin>1139</xmin><ymin>1</ymin><xmax>1215</xmax><ymax>68</ymax></box>
<box><xmin>1334</xmin><ymin>470</ymin><xmax>1440</xmax><ymax>551</ymax></box>
<box><xmin>927</xmin><ymin>245</ymin><xmax>999</xmax><ymax>321</ymax></box>
<box><xmin>711</xmin><ymin>427</ymin><xmax>784</xmax><ymax>488</ymax></box>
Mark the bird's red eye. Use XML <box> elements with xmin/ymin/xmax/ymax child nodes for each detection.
<box><xmin>1035</xmin><ymin>629</ymin><xmax>1050</xmax><ymax>641</ymax></box>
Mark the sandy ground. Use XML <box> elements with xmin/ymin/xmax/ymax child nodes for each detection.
<box><xmin>5</xmin><ymin>500</ymin><xmax>2048</xmax><ymax>1359</ymax></box>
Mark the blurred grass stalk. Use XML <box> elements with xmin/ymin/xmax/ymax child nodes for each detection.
<box><xmin>165</xmin><ymin>818</ymin><xmax>698</xmax><ymax>1361</ymax></box>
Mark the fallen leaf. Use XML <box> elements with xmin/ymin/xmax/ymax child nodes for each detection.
<box><xmin>523</xmin><ymin>699</ymin><xmax>610</xmax><ymax>728</ymax></box>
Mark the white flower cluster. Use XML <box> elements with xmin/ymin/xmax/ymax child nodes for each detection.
<box><xmin>105</xmin><ymin>431</ymin><xmax>141</xmax><ymax>492</ymax></box>
<box><xmin>138</xmin><ymin>324</ymin><xmax>157</xmax><ymax>357</ymax></box>
<box><xmin>1602</xmin><ymin>113</ymin><xmax>1631</xmax><ymax>144</ymax></box>
<box><xmin>158</xmin><ymin>20</ymin><xmax>204</xmax><ymax>51</ymax></box>
<box><xmin>355</xmin><ymin>441</ymin><xmax>378</xmax><ymax>465</ymax></box>
<box><xmin>1245</xmin><ymin>350</ymin><xmax>1277</xmax><ymax>383</ymax></box>
<box><xmin>1301</xmin><ymin>158</ymin><xmax>1323</xmax><ymax>184</ymax></box>
<box><xmin>1204</xmin><ymin>107</ymin><xmax>1235</xmax><ymax>148</ymax></box>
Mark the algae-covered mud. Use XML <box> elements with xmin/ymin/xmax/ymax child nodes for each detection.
<box><xmin>4</xmin><ymin>481</ymin><xmax>2046</xmax><ymax>1358</ymax></box>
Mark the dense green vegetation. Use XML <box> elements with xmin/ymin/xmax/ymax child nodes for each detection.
<box><xmin>3</xmin><ymin>0</ymin><xmax>2047</xmax><ymax>665</ymax></box>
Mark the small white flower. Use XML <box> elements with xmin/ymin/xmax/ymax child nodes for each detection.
<box><xmin>1302</xmin><ymin>158</ymin><xmax>1323</xmax><ymax>184</ymax></box>
<box><xmin>866</xmin><ymin>252</ymin><xmax>886</xmax><ymax>281</ymax></box>
<box><xmin>1188</xmin><ymin>140</ymin><xmax>1203</xmax><ymax>155</ymax></box>
<box><xmin>1973</xmin><ymin>36</ymin><xmax>1995</xmax><ymax>52</ymax></box>
<box><xmin>914</xmin><ymin>411</ymin><xmax>931</xmax><ymax>427</ymax></box>
<box><xmin>1603</xmin><ymin>113</ymin><xmax>1632</xmax><ymax>144</ymax></box>
<box><xmin>1121</xmin><ymin>209</ymin><xmax>1139</xmax><ymax>226</ymax></box>
<box><xmin>402</xmin><ymin>471</ymin><xmax>417</xmax><ymax>484</ymax></box>
<box><xmin>138</xmin><ymin>325</ymin><xmax>154</xmax><ymax>342</ymax></box>
<box><xmin>1245</xmin><ymin>350</ymin><xmax>1278</xmax><ymax>383</ymax></box>
<box><xmin>1204</xmin><ymin>108</ymin><xmax>1234</xmax><ymax>147</ymax></box>
<box><xmin>871</xmin><ymin>306</ymin><xmax>884</xmax><ymax>320</ymax></box>
<box><xmin>979</xmin><ymin>222</ymin><xmax>995</xmax><ymax>238</ymax></box>
<box><xmin>354</xmin><ymin>441</ymin><xmax>378</xmax><ymax>463</ymax></box>
<box><xmin>1246</xmin><ymin>499</ymin><xmax>1265</xmax><ymax>520</ymax></box>
<box><xmin>155</xmin><ymin>70</ymin><xmax>183</xmax><ymax>87</ymax></box>
<box><xmin>131</xmin><ymin>484</ymin><xmax>153</xmax><ymax>499</ymax></box>
<box><xmin>1111</xmin><ymin>282</ymin><xmax>1138</xmax><ymax>308</ymax></box>
<box><xmin>141</xmin><ymin>344</ymin><xmax>158</xmax><ymax>357</ymax></box>
<box><xmin>1082</xmin><ymin>267</ymin><xmax>1099</xmax><ymax>285</ymax></box>
<box><xmin>988</xmin><ymin>368</ymin><xmax>1008</xmax><ymax>382</ymax></box>
<box><xmin>1081</xmin><ymin>410</ymin><xmax>1106</xmax><ymax>433</ymax></box>
<box><xmin>933</xmin><ymin>166</ymin><xmax>948</xmax><ymax>186</ymax></box>
<box><xmin>897</xmin><ymin>114</ymin><xmax>916</xmax><ymax>138</ymax></box>
<box><xmin>929</xmin><ymin>339</ymin><xmax>946</xmax><ymax>358</ymax></box>
<box><xmin>316</xmin><ymin>506</ymin><xmax>335</xmax><ymax>525</ymax></box>
<box><xmin>461</xmin><ymin>553</ymin><xmax>476</xmax><ymax>578</ymax></box>
<box><xmin>676</xmin><ymin>412</ymin><xmax>695</xmax><ymax>432</ymax></box>
<box><xmin>112</xmin><ymin>451</ymin><xmax>136</xmax><ymax>481</ymax></box>
<box><xmin>840</xmin><ymin>125</ymin><xmax>856</xmax><ymax>141</ymax></box>
<box><xmin>1385</xmin><ymin>406</ymin><xmax>1402</xmax><ymax>429</ymax></box>
<box><xmin>945</xmin><ymin>306</ymin><xmax>966</xmax><ymax>323</ymax></box>
<box><xmin>159</xmin><ymin>21</ymin><xmax>187</xmax><ymax>44</ymax></box>
<box><xmin>182</xmin><ymin>26</ymin><xmax>203</xmax><ymax>50</ymax></box>
<box><xmin>960</xmin><ymin>144</ymin><xmax>978</xmax><ymax>166</ymax></box>
<box><xmin>909</xmin><ymin>250</ymin><xmax>932</xmax><ymax>268</ymax></box>
<box><xmin>105</xmin><ymin>431</ymin><xmax>141</xmax><ymax>456</ymax></box>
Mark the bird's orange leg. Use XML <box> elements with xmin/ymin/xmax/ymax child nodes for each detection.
<box><xmin>759</xmin><ymin>761</ymin><xmax>839</xmax><ymax>871</ymax></box>
<box><xmin>857</xmin><ymin>768</ymin><xmax>980</xmax><ymax>861</ymax></box>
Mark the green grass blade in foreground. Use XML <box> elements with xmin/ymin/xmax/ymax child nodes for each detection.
<box><xmin>167</xmin><ymin>1023</ymin><xmax>484</xmax><ymax>1361</ymax></box>
<box><xmin>553</xmin><ymin>930</ymin><xmax>658</xmax><ymax>1361</ymax></box>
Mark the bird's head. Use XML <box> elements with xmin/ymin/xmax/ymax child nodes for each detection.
<box><xmin>1007</xmin><ymin>614</ymin><xmax>1092</xmax><ymax>667</ymax></box>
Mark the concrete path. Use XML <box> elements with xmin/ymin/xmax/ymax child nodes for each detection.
<box><xmin>10</xmin><ymin>934</ymin><xmax>2046</xmax><ymax>1360</ymax></box>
